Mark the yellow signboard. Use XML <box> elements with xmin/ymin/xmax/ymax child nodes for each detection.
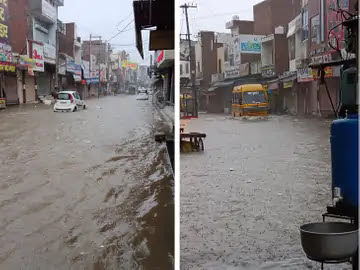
<box><xmin>121</xmin><ymin>60</ymin><xmax>137</xmax><ymax>70</ymax></box>
<box><xmin>283</xmin><ymin>81</ymin><xmax>293</xmax><ymax>88</ymax></box>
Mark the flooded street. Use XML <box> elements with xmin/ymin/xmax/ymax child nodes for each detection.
<box><xmin>181</xmin><ymin>114</ymin><xmax>349</xmax><ymax>269</ymax></box>
<box><xmin>0</xmin><ymin>95</ymin><xmax>173</xmax><ymax>270</ymax></box>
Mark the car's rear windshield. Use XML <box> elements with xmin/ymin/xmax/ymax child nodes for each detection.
<box><xmin>58</xmin><ymin>93</ymin><xmax>71</xmax><ymax>100</ymax></box>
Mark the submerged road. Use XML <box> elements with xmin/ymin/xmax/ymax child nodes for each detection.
<box><xmin>181</xmin><ymin>114</ymin><xmax>350</xmax><ymax>269</ymax></box>
<box><xmin>0</xmin><ymin>95</ymin><xmax>174</xmax><ymax>270</ymax></box>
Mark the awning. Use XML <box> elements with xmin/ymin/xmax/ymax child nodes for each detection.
<box><xmin>208</xmin><ymin>74</ymin><xmax>264</xmax><ymax>92</ymax></box>
<box><xmin>133</xmin><ymin>0</ymin><xmax>174</xmax><ymax>59</ymax></box>
<box><xmin>281</xmin><ymin>74</ymin><xmax>297</xmax><ymax>82</ymax></box>
<box><xmin>268</xmin><ymin>81</ymin><xmax>279</xmax><ymax>90</ymax></box>
<box><xmin>208</xmin><ymin>80</ymin><xmax>234</xmax><ymax>92</ymax></box>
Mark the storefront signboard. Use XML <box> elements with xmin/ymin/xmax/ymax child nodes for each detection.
<box><xmin>283</xmin><ymin>81</ymin><xmax>293</xmax><ymax>88</ymax></box>
<box><xmin>0</xmin><ymin>61</ymin><xmax>14</xmax><ymax>72</ymax></box>
<box><xmin>239</xmin><ymin>35</ymin><xmax>264</xmax><ymax>54</ymax></box>
<box><xmin>297</xmin><ymin>67</ymin><xmax>313</xmax><ymax>82</ymax></box>
<box><xmin>29</xmin><ymin>41</ymin><xmax>44</xmax><ymax>72</ymax></box>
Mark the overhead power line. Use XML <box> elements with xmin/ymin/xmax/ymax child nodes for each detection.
<box><xmin>106</xmin><ymin>19</ymin><xmax>134</xmax><ymax>42</ymax></box>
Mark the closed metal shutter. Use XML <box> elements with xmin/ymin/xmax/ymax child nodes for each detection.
<box><xmin>25</xmin><ymin>74</ymin><xmax>36</xmax><ymax>102</ymax></box>
<box><xmin>4</xmin><ymin>75</ymin><xmax>18</xmax><ymax>104</ymax></box>
<box><xmin>37</xmin><ymin>72</ymin><xmax>51</xmax><ymax>96</ymax></box>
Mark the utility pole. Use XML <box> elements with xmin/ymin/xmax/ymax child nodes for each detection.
<box><xmin>90</xmin><ymin>35</ymin><xmax>102</xmax><ymax>98</ymax></box>
<box><xmin>55</xmin><ymin>29</ymin><xmax>59</xmax><ymax>93</ymax></box>
<box><xmin>181</xmin><ymin>3</ymin><xmax>197</xmax><ymax>117</ymax></box>
<box><xmin>89</xmin><ymin>34</ymin><xmax>92</xmax><ymax>77</ymax></box>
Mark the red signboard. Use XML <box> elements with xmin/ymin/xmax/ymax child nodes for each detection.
<box><xmin>157</xmin><ymin>50</ymin><xmax>164</xmax><ymax>63</ymax></box>
<box><xmin>327</xmin><ymin>0</ymin><xmax>349</xmax><ymax>52</ymax></box>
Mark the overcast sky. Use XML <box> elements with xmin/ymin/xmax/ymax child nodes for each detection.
<box><xmin>58</xmin><ymin>0</ymin><xmax>150</xmax><ymax>65</ymax></box>
<box><xmin>59</xmin><ymin>0</ymin><xmax>265</xmax><ymax>64</ymax></box>
<box><xmin>180</xmin><ymin>0</ymin><xmax>265</xmax><ymax>38</ymax></box>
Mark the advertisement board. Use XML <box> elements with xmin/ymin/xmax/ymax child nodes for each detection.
<box><xmin>30</xmin><ymin>41</ymin><xmax>44</xmax><ymax>72</ymax></box>
<box><xmin>122</xmin><ymin>60</ymin><xmax>137</xmax><ymax>70</ymax></box>
<box><xmin>66</xmin><ymin>57</ymin><xmax>81</xmax><ymax>76</ymax></box>
<box><xmin>19</xmin><ymin>55</ymin><xmax>36</xmax><ymax>68</ymax></box>
<box><xmin>0</xmin><ymin>0</ymin><xmax>10</xmax><ymax>45</ymax></box>
<box><xmin>297</xmin><ymin>68</ymin><xmax>313</xmax><ymax>82</ymax></box>
<box><xmin>0</xmin><ymin>61</ymin><xmax>15</xmax><ymax>72</ymax></box>
<box><xmin>0</xmin><ymin>43</ymin><xmax>12</xmax><ymax>62</ymax></box>
<box><xmin>327</xmin><ymin>0</ymin><xmax>348</xmax><ymax>53</ymax></box>
<box><xmin>81</xmin><ymin>60</ymin><xmax>90</xmax><ymax>78</ymax></box>
<box><xmin>239</xmin><ymin>35</ymin><xmax>264</xmax><ymax>54</ymax></box>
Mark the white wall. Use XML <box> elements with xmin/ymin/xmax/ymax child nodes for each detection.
<box><xmin>195</xmin><ymin>42</ymin><xmax>202</xmax><ymax>76</ymax></box>
<box><xmin>261</xmin><ymin>40</ymin><xmax>273</xmax><ymax>66</ymax></box>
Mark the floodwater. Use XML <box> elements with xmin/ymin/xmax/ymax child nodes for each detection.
<box><xmin>181</xmin><ymin>114</ymin><xmax>350</xmax><ymax>269</ymax></box>
<box><xmin>0</xmin><ymin>95</ymin><xmax>173</xmax><ymax>270</ymax></box>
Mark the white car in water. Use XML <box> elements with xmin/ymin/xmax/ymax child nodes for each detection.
<box><xmin>136</xmin><ymin>89</ymin><xmax>149</xmax><ymax>100</ymax></box>
<box><xmin>53</xmin><ymin>91</ymin><xmax>86</xmax><ymax>112</ymax></box>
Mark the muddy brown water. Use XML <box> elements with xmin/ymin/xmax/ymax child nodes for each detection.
<box><xmin>181</xmin><ymin>114</ymin><xmax>350</xmax><ymax>270</ymax></box>
<box><xmin>0</xmin><ymin>95</ymin><xmax>173</xmax><ymax>270</ymax></box>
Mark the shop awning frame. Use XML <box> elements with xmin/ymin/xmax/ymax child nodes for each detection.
<box><xmin>133</xmin><ymin>0</ymin><xmax>174</xmax><ymax>59</ymax></box>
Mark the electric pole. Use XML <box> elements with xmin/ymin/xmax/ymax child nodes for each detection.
<box><xmin>181</xmin><ymin>3</ymin><xmax>197</xmax><ymax>117</ymax></box>
<box><xmin>90</xmin><ymin>35</ymin><xmax>102</xmax><ymax>98</ymax></box>
<box><xmin>55</xmin><ymin>29</ymin><xmax>59</xmax><ymax>93</ymax></box>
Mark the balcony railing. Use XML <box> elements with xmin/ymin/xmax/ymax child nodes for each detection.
<box><xmin>30</xmin><ymin>0</ymin><xmax>57</xmax><ymax>23</ymax></box>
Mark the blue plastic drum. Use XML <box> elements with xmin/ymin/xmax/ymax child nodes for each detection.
<box><xmin>331</xmin><ymin>114</ymin><xmax>359</xmax><ymax>209</ymax></box>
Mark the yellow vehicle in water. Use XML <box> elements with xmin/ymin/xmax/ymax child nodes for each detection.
<box><xmin>232</xmin><ymin>84</ymin><xmax>269</xmax><ymax>117</ymax></box>
<box><xmin>180</xmin><ymin>94</ymin><xmax>192</xmax><ymax>112</ymax></box>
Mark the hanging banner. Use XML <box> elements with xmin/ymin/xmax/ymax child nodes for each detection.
<box><xmin>19</xmin><ymin>55</ymin><xmax>36</xmax><ymax>68</ymax></box>
<box><xmin>0</xmin><ymin>61</ymin><xmax>15</xmax><ymax>72</ymax></box>
<box><xmin>121</xmin><ymin>60</ymin><xmax>137</xmax><ymax>70</ymax></box>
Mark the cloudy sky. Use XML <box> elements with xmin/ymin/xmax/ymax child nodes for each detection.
<box><xmin>59</xmin><ymin>0</ymin><xmax>265</xmax><ymax>64</ymax></box>
<box><xmin>58</xmin><ymin>0</ymin><xmax>150</xmax><ymax>65</ymax></box>
<box><xmin>180</xmin><ymin>0</ymin><xmax>265</xmax><ymax>38</ymax></box>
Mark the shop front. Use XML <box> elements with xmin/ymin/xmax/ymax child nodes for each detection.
<box><xmin>37</xmin><ymin>44</ymin><xmax>56</xmax><ymax>97</ymax></box>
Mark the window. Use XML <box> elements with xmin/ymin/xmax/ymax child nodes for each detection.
<box><xmin>218</xmin><ymin>59</ymin><xmax>222</xmax><ymax>74</ymax></box>
<box><xmin>243</xmin><ymin>91</ymin><xmax>266</xmax><ymax>104</ymax></box>
<box><xmin>311</xmin><ymin>14</ymin><xmax>320</xmax><ymax>45</ymax></box>
<box><xmin>197</xmin><ymin>61</ymin><xmax>200</xmax><ymax>73</ymax></box>
<box><xmin>180</xmin><ymin>64</ymin><xmax>183</xmax><ymax>75</ymax></box>
<box><xmin>185</xmin><ymin>63</ymin><xmax>189</xmax><ymax>74</ymax></box>
<box><xmin>302</xmin><ymin>7</ymin><xmax>309</xmax><ymax>41</ymax></box>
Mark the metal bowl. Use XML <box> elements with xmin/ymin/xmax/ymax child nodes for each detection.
<box><xmin>300</xmin><ymin>222</ymin><xmax>358</xmax><ymax>262</ymax></box>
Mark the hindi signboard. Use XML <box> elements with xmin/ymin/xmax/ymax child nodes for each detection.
<box><xmin>30</xmin><ymin>41</ymin><xmax>44</xmax><ymax>72</ymax></box>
